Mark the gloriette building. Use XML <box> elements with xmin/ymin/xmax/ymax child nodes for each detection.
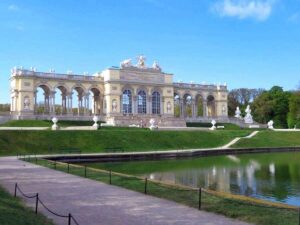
<box><xmin>10</xmin><ymin>56</ymin><xmax>228</xmax><ymax>127</ymax></box>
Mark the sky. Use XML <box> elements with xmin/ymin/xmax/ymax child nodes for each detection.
<box><xmin>0</xmin><ymin>0</ymin><xmax>300</xmax><ymax>103</ymax></box>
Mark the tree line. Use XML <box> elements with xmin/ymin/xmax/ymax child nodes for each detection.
<box><xmin>228</xmin><ymin>85</ymin><xmax>300</xmax><ymax>128</ymax></box>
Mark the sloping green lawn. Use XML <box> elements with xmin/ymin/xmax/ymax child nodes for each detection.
<box><xmin>0</xmin><ymin>120</ymin><xmax>97</xmax><ymax>127</ymax></box>
<box><xmin>0</xmin><ymin>186</ymin><xmax>54</xmax><ymax>225</ymax></box>
<box><xmin>233</xmin><ymin>131</ymin><xmax>300</xmax><ymax>148</ymax></box>
<box><xmin>0</xmin><ymin>130</ymin><xmax>250</xmax><ymax>156</ymax></box>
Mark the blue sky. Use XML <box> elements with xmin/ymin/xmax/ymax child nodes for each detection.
<box><xmin>0</xmin><ymin>0</ymin><xmax>300</xmax><ymax>103</ymax></box>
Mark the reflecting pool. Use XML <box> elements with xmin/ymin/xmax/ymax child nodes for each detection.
<box><xmin>86</xmin><ymin>151</ymin><xmax>300</xmax><ymax>206</ymax></box>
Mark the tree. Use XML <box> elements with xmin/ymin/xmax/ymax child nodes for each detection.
<box><xmin>287</xmin><ymin>91</ymin><xmax>300</xmax><ymax>128</ymax></box>
<box><xmin>228</xmin><ymin>88</ymin><xmax>264</xmax><ymax>116</ymax></box>
<box><xmin>252</xmin><ymin>86</ymin><xmax>291</xmax><ymax>128</ymax></box>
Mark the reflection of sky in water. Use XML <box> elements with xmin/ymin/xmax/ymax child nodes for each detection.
<box><xmin>146</xmin><ymin>155</ymin><xmax>300</xmax><ymax>207</ymax></box>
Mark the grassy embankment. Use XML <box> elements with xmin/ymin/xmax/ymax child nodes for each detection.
<box><xmin>0</xmin><ymin>129</ymin><xmax>250</xmax><ymax>156</ymax></box>
<box><xmin>233</xmin><ymin>131</ymin><xmax>300</xmax><ymax>148</ymax></box>
<box><xmin>32</xmin><ymin>159</ymin><xmax>298</xmax><ymax>225</ymax></box>
<box><xmin>0</xmin><ymin>120</ymin><xmax>97</xmax><ymax>127</ymax></box>
<box><xmin>0</xmin><ymin>186</ymin><xmax>54</xmax><ymax>225</ymax></box>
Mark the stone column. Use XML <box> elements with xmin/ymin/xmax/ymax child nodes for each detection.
<box><xmin>147</xmin><ymin>96</ymin><xmax>152</xmax><ymax>115</ymax></box>
<box><xmin>161</xmin><ymin>98</ymin><xmax>164</xmax><ymax>115</ymax></box>
<box><xmin>191</xmin><ymin>99</ymin><xmax>196</xmax><ymax>118</ymax></box>
<box><xmin>132</xmin><ymin>95</ymin><xmax>137</xmax><ymax>114</ymax></box>
<box><xmin>67</xmin><ymin>94</ymin><xmax>73</xmax><ymax>115</ymax></box>
<box><xmin>77</xmin><ymin>95</ymin><xmax>81</xmax><ymax>116</ymax></box>
<box><xmin>180</xmin><ymin>99</ymin><xmax>184</xmax><ymax>118</ymax></box>
<box><xmin>203</xmin><ymin>100</ymin><xmax>207</xmax><ymax>117</ymax></box>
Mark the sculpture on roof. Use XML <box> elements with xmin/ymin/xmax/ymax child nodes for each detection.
<box><xmin>137</xmin><ymin>55</ymin><xmax>146</xmax><ymax>68</ymax></box>
<box><xmin>152</xmin><ymin>61</ymin><xmax>161</xmax><ymax>71</ymax></box>
<box><xmin>120</xmin><ymin>59</ymin><xmax>132</xmax><ymax>68</ymax></box>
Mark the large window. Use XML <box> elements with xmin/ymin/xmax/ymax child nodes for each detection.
<box><xmin>152</xmin><ymin>91</ymin><xmax>160</xmax><ymax>114</ymax></box>
<box><xmin>122</xmin><ymin>90</ymin><xmax>132</xmax><ymax>114</ymax></box>
<box><xmin>137</xmin><ymin>90</ymin><xmax>147</xmax><ymax>114</ymax></box>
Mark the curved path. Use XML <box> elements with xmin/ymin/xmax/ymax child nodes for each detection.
<box><xmin>0</xmin><ymin>157</ymin><xmax>251</xmax><ymax>225</ymax></box>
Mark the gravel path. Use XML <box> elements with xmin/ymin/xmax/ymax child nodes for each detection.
<box><xmin>0</xmin><ymin>157</ymin><xmax>251</xmax><ymax>225</ymax></box>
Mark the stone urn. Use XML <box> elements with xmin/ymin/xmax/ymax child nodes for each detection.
<box><xmin>51</xmin><ymin>117</ymin><xmax>59</xmax><ymax>130</ymax></box>
<box><xmin>93</xmin><ymin>115</ymin><xmax>99</xmax><ymax>129</ymax></box>
<box><xmin>210</xmin><ymin>120</ymin><xmax>217</xmax><ymax>130</ymax></box>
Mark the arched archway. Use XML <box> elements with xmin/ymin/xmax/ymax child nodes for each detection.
<box><xmin>122</xmin><ymin>89</ymin><xmax>132</xmax><ymax>114</ymax></box>
<box><xmin>72</xmin><ymin>86</ymin><xmax>86</xmax><ymax>115</ymax></box>
<box><xmin>89</xmin><ymin>88</ymin><xmax>101</xmax><ymax>115</ymax></box>
<box><xmin>152</xmin><ymin>91</ymin><xmax>161</xmax><ymax>114</ymax></box>
<box><xmin>207</xmin><ymin>95</ymin><xmax>216</xmax><ymax>117</ymax></box>
<box><xmin>183</xmin><ymin>94</ymin><xmax>192</xmax><ymax>118</ymax></box>
<box><xmin>35</xmin><ymin>84</ymin><xmax>51</xmax><ymax>114</ymax></box>
<box><xmin>196</xmin><ymin>94</ymin><xmax>204</xmax><ymax>117</ymax></box>
<box><xmin>137</xmin><ymin>90</ymin><xmax>147</xmax><ymax>114</ymax></box>
<box><xmin>54</xmin><ymin>86</ymin><xmax>68</xmax><ymax>115</ymax></box>
<box><xmin>174</xmin><ymin>93</ymin><xmax>180</xmax><ymax>117</ymax></box>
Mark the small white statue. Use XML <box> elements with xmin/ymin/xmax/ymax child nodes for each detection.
<box><xmin>149</xmin><ymin>118</ymin><xmax>157</xmax><ymax>130</ymax></box>
<box><xmin>120</xmin><ymin>59</ymin><xmax>132</xmax><ymax>68</ymax></box>
<box><xmin>152</xmin><ymin>61</ymin><xmax>161</xmax><ymax>71</ymax></box>
<box><xmin>210</xmin><ymin>120</ymin><xmax>217</xmax><ymax>130</ymax></box>
<box><xmin>51</xmin><ymin>117</ymin><xmax>59</xmax><ymax>130</ymax></box>
<box><xmin>24</xmin><ymin>97</ymin><xmax>30</xmax><ymax>110</ymax></box>
<box><xmin>244</xmin><ymin>105</ymin><xmax>253</xmax><ymax>124</ymax></box>
<box><xmin>112</xmin><ymin>99</ymin><xmax>117</xmax><ymax>112</ymax></box>
<box><xmin>137</xmin><ymin>55</ymin><xmax>146</xmax><ymax>68</ymax></box>
<box><xmin>267</xmin><ymin>120</ymin><xmax>274</xmax><ymax>129</ymax></box>
<box><xmin>167</xmin><ymin>101</ymin><xmax>172</xmax><ymax>113</ymax></box>
<box><xmin>93</xmin><ymin>115</ymin><xmax>99</xmax><ymax>129</ymax></box>
<box><xmin>235</xmin><ymin>106</ymin><xmax>241</xmax><ymax>119</ymax></box>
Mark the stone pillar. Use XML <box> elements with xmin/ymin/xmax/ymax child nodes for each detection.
<box><xmin>191</xmin><ymin>99</ymin><xmax>196</xmax><ymax>118</ymax></box>
<box><xmin>67</xmin><ymin>94</ymin><xmax>73</xmax><ymax>115</ymax></box>
<box><xmin>180</xmin><ymin>99</ymin><xmax>184</xmax><ymax>118</ymax></box>
<box><xmin>147</xmin><ymin>96</ymin><xmax>152</xmax><ymax>115</ymax></box>
<box><xmin>161</xmin><ymin>98</ymin><xmax>164</xmax><ymax>115</ymax></box>
<box><xmin>203</xmin><ymin>100</ymin><xmax>207</xmax><ymax>117</ymax></box>
<box><xmin>132</xmin><ymin>95</ymin><xmax>137</xmax><ymax>114</ymax></box>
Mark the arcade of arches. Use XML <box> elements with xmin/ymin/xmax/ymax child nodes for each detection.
<box><xmin>10</xmin><ymin>59</ymin><xmax>228</xmax><ymax>127</ymax></box>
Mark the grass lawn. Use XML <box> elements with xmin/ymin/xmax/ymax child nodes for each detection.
<box><xmin>0</xmin><ymin>185</ymin><xmax>54</xmax><ymax>225</ymax></box>
<box><xmin>233</xmin><ymin>131</ymin><xmax>300</xmax><ymax>148</ymax></box>
<box><xmin>0</xmin><ymin>129</ymin><xmax>250</xmax><ymax>156</ymax></box>
<box><xmin>0</xmin><ymin>119</ymin><xmax>100</xmax><ymax>127</ymax></box>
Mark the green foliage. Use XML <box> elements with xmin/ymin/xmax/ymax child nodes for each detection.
<box><xmin>0</xmin><ymin>186</ymin><xmax>54</xmax><ymax>225</ymax></box>
<box><xmin>252</xmin><ymin>86</ymin><xmax>291</xmax><ymax>128</ymax></box>
<box><xmin>0</xmin><ymin>104</ymin><xmax>10</xmax><ymax>112</ymax></box>
<box><xmin>287</xmin><ymin>91</ymin><xmax>300</xmax><ymax>128</ymax></box>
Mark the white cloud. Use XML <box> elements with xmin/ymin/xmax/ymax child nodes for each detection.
<box><xmin>212</xmin><ymin>0</ymin><xmax>275</xmax><ymax>21</ymax></box>
<box><xmin>8</xmin><ymin>4</ymin><xmax>20</xmax><ymax>12</ymax></box>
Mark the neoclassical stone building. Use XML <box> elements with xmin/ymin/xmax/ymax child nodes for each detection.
<box><xmin>10</xmin><ymin>57</ymin><xmax>228</xmax><ymax>127</ymax></box>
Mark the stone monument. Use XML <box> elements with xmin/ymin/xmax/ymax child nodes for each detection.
<box><xmin>149</xmin><ymin>118</ymin><xmax>157</xmax><ymax>130</ymax></box>
<box><xmin>267</xmin><ymin>120</ymin><xmax>274</xmax><ymax>129</ymax></box>
<box><xmin>235</xmin><ymin>106</ymin><xmax>242</xmax><ymax>119</ymax></box>
<box><xmin>210</xmin><ymin>119</ymin><xmax>217</xmax><ymax>130</ymax></box>
<box><xmin>93</xmin><ymin>115</ymin><xmax>99</xmax><ymax>129</ymax></box>
<box><xmin>51</xmin><ymin>117</ymin><xmax>59</xmax><ymax>130</ymax></box>
<box><xmin>244</xmin><ymin>105</ymin><xmax>253</xmax><ymax>124</ymax></box>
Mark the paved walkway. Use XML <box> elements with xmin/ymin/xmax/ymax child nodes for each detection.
<box><xmin>0</xmin><ymin>157</ymin><xmax>251</xmax><ymax>225</ymax></box>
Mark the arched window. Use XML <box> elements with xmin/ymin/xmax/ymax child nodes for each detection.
<box><xmin>122</xmin><ymin>89</ymin><xmax>132</xmax><ymax>114</ymax></box>
<box><xmin>137</xmin><ymin>90</ymin><xmax>147</xmax><ymax>114</ymax></box>
<box><xmin>152</xmin><ymin>91</ymin><xmax>160</xmax><ymax>114</ymax></box>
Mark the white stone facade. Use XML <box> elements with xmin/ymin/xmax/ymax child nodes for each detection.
<box><xmin>9</xmin><ymin>59</ymin><xmax>228</xmax><ymax>127</ymax></box>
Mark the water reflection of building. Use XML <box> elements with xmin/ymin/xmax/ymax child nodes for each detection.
<box><xmin>149</xmin><ymin>160</ymin><xmax>263</xmax><ymax>195</ymax></box>
<box><xmin>147</xmin><ymin>153</ymin><xmax>300</xmax><ymax>206</ymax></box>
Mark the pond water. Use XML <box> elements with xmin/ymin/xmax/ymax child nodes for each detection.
<box><xmin>86</xmin><ymin>151</ymin><xmax>300</xmax><ymax>206</ymax></box>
